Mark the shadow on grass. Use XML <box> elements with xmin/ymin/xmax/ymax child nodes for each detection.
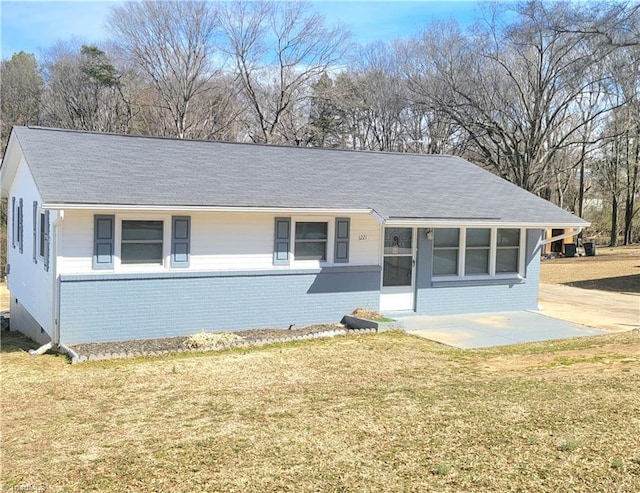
<box><xmin>1</xmin><ymin>330</ymin><xmax>39</xmax><ymax>353</ymax></box>
<box><xmin>564</xmin><ymin>274</ymin><xmax>640</xmax><ymax>294</ymax></box>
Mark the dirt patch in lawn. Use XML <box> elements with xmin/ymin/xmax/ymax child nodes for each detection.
<box><xmin>540</xmin><ymin>245</ymin><xmax>640</xmax><ymax>294</ymax></box>
<box><xmin>475</xmin><ymin>331</ymin><xmax>640</xmax><ymax>373</ymax></box>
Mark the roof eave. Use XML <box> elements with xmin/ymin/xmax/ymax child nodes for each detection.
<box><xmin>383</xmin><ymin>218</ymin><xmax>590</xmax><ymax>228</ymax></box>
<box><xmin>41</xmin><ymin>203</ymin><xmax>375</xmax><ymax>215</ymax></box>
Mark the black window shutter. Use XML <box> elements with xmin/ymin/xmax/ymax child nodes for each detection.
<box><xmin>334</xmin><ymin>218</ymin><xmax>350</xmax><ymax>263</ymax></box>
<box><xmin>93</xmin><ymin>215</ymin><xmax>115</xmax><ymax>270</ymax></box>
<box><xmin>43</xmin><ymin>211</ymin><xmax>50</xmax><ymax>272</ymax></box>
<box><xmin>11</xmin><ymin>197</ymin><xmax>16</xmax><ymax>249</ymax></box>
<box><xmin>33</xmin><ymin>201</ymin><xmax>38</xmax><ymax>264</ymax></box>
<box><xmin>171</xmin><ymin>216</ymin><xmax>190</xmax><ymax>268</ymax></box>
<box><xmin>273</xmin><ymin>217</ymin><xmax>291</xmax><ymax>266</ymax></box>
<box><xmin>18</xmin><ymin>198</ymin><xmax>23</xmax><ymax>254</ymax></box>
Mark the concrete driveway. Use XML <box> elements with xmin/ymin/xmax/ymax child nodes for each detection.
<box><xmin>401</xmin><ymin>284</ymin><xmax>638</xmax><ymax>349</ymax></box>
<box><xmin>538</xmin><ymin>283</ymin><xmax>639</xmax><ymax>331</ymax></box>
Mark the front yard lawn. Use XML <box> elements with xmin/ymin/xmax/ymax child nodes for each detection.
<box><xmin>2</xmin><ymin>331</ymin><xmax>639</xmax><ymax>492</ymax></box>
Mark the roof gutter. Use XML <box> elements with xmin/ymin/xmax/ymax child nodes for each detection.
<box><xmin>384</xmin><ymin>219</ymin><xmax>589</xmax><ymax>228</ymax></box>
<box><xmin>540</xmin><ymin>227</ymin><xmax>583</xmax><ymax>245</ymax></box>
<box><xmin>41</xmin><ymin>203</ymin><xmax>374</xmax><ymax>215</ymax></box>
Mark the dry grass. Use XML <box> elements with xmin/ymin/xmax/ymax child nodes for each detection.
<box><xmin>351</xmin><ymin>307</ymin><xmax>392</xmax><ymax>321</ymax></box>
<box><xmin>0</xmin><ymin>282</ymin><xmax>9</xmax><ymax>311</ymax></box>
<box><xmin>2</xmin><ymin>331</ymin><xmax>640</xmax><ymax>492</ymax></box>
<box><xmin>540</xmin><ymin>245</ymin><xmax>640</xmax><ymax>293</ymax></box>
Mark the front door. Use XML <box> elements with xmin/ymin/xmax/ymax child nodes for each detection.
<box><xmin>380</xmin><ymin>227</ymin><xmax>415</xmax><ymax>311</ymax></box>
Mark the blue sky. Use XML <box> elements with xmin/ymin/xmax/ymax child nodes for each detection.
<box><xmin>1</xmin><ymin>0</ymin><xmax>485</xmax><ymax>60</ymax></box>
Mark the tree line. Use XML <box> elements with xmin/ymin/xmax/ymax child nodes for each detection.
<box><xmin>1</xmin><ymin>0</ymin><xmax>638</xmax><ymax>245</ymax></box>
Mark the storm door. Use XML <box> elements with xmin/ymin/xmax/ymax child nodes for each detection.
<box><xmin>380</xmin><ymin>227</ymin><xmax>415</xmax><ymax>311</ymax></box>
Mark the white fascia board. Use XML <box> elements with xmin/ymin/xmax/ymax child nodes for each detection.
<box><xmin>369</xmin><ymin>209</ymin><xmax>386</xmax><ymax>224</ymax></box>
<box><xmin>0</xmin><ymin>134</ymin><xmax>22</xmax><ymax>197</ymax></box>
<box><xmin>383</xmin><ymin>218</ymin><xmax>590</xmax><ymax>228</ymax></box>
<box><xmin>42</xmin><ymin>203</ymin><xmax>373</xmax><ymax>215</ymax></box>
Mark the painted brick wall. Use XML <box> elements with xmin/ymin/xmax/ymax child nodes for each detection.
<box><xmin>414</xmin><ymin>229</ymin><xmax>542</xmax><ymax>315</ymax></box>
<box><xmin>59</xmin><ymin>266</ymin><xmax>381</xmax><ymax>344</ymax></box>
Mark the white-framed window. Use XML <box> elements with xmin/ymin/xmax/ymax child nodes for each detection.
<box><xmin>275</xmin><ymin>216</ymin><xmax>351</xmax><ymax>267</ymax></box>
<box><xmin>294</xmin><ymin>221</ymin><xmax>328</xmax><ymax>261</ymax></box>
<box><xmin>496</xmin><ymin>229</ymin><xmax>520</xmax><ymax>274</ymax></box>
<box><xmin>464</xmin><ymin>228</ymin><xmax>491</xmax><ymax>275</ymax></box>
<box><xmin>93</xmin><ymin>214</ymin><xmax>191</xmax><ymax>271</ymax></box>
<box><xmin>433</xmin><ymin>228</ymin><xmax>459</xmax><ymax>276</ymax></box>
<box><xmin>120</xmin><ymin>220</ymin><xmax>164</xmax><ymax>265</ymax></box>
<box><xmin>433</xmin><ymin>227</ymin><xmax>524</xmax><ymax>278</ymax></box>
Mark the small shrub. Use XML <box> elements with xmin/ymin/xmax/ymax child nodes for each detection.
<box><xmin>184</xmin><ymin>332</ymin><xmax>243</xmax><ymax>350</ymax></box>
<box><xmin>352</xmin><ymin>308</ymin><xmax>393</xmax><ymax>322</ymax></box>
<box><xmin>558</xmin><ymin>439</ymin><xmax>580</xmax><ymax>452</ymax></box>
<box><xmin>611</xmin><ymin>458</ymin><xmax>624</xmax><ymax>470</ymax></box>
<box><xmin>434</xmin><ymin>463</ymin><xmax>450</xmax><ymax>475</ymax></box>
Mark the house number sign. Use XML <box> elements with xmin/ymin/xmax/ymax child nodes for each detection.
<box><xmin>358</xmin><ymin>234</ymin><xmax>367</xmax><ymax>240</ymax></box>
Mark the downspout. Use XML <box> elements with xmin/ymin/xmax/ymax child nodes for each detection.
<box><xmin>540</xmin><ymin>227</ymin><xmax>583</xmax><ymax>245</ymax></box>
<box><xmin>32</xmin><ymin>210</ymin><xmax>69</xmax><ymax>357</ymax></box>
<box><xmin>52</xmin><ymin>211</ymin><xmax>63</xmax><ymax>346</ymax></box>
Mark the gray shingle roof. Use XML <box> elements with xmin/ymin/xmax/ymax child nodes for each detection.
<box><xmin>7</xmin><ymin>126</ymin><xmax>586</xmax><ymax>225</ymax></box>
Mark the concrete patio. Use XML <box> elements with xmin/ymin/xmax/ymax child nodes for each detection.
<box><xmin>400</xmin><ymin>310</ymin><xmax>608</xmax><ymax>349</ymax></box>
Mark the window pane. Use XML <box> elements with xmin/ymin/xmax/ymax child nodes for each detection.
<box><xmin>383</xmin><ymin>256</ymin><xmax>413</xmax><ymax>286</ymax></box>
<box><xmin>433</xmin><ymin>249</ymin><xmax>458</xmax><ymax>276</ymax></box>
<box><xmin>497</xmin><ymin>228</ymin><xmax>519</xmax><ymax>247</ymax></box>
<box><xmin>465</xmin><ymin>249</ymin><xmax>489</xmax><ymax>275</ymax></box>
<box><xmin>384</xmin><ymin>228</ymin><xmax>412</xmax><ymax>254</ymax></box>
<box><xmin>121</xmin><ymin>243</ymin><xmax>163</xmax><ymax>264</ymax></box>
<box><xmin>496</xmin><ymin>248</ymin><xmax>519</xmax><ymax>273</ymax></box>
<box><xmin>122</xmin><ymin>220</ymin><xmax>163</xmax><ymax>241</ymax></box>
<box><xmin>434</xmin><ymin>228</ymin><xmax>459</xmax><ymax>248</ymax></box>
<box><xmin>466</xmin><ymin>228</ymin><xmax>490</xmax><ymax>247</ymax></box>
<box><xmin>295</xmin><ymin>222</ymin><xmax>327</xmax><ymax>240</ymax></box>
<box><xmin>294</xmin><ymin>241</ymin><xmax>326</xmax><ymax>260</ymax></box>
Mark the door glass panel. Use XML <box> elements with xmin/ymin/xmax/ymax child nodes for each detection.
<box><xmin>384</xmin><ymin>228</ymin><xmax>413</xmax><ymax>254</ymax></box>
<box><xmin>383</xmin><ymin>256</ymin><xmax>413</xmax><ymax>286</ymax></box>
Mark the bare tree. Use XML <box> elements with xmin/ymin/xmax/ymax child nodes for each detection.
<box><xmin>107</xmin><ymin>0</ymin><xmax>222</xmax><ymax>139</ymax></box>
<box><xmin>40</xmin><ymin>42</ymin><xmax>136</xmax><ymax>133</ymax></box>
<box><xmin>220</xmin><ymin>0</ymin><xmax>350</xmax><ymax>144</ymax></box>
<box><xmin>1</xmin><ymin>51</ymin><xmax>42</xmax><ymax>145</ymax></box>
<box><xmin>405</xmin><ymin>3</ymin><xmax>621</xmax><ymax>194</ymax></box>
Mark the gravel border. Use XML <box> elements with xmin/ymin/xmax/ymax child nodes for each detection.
<box><xmin>67</xmin><ymin>324</ymin><xmax>391</xmax><ymax>364</ymax></box>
